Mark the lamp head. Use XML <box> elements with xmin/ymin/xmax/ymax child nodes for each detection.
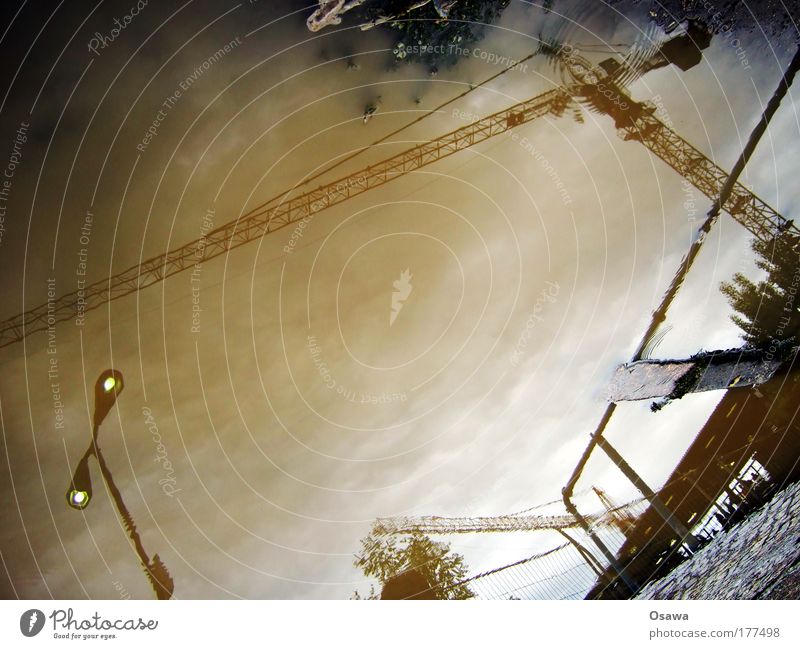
<box><xmin>67</xmin><ymin>489</ymin><xmax>90</xmax><ymax>509</ymax></box>
<box><xmin>93</xmin><ymin>369</ymin><xmax>124</xmax><ymax>429</ymax></box>
<box><xmin>66</xmin><ymin>451</ymin><xmax>93</xmax><ymax>510</ymax></box>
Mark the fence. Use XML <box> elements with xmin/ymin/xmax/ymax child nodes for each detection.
<box><xmin>431</xmin><ymin>450</ymin><xmax>781</xmax><ymax>599</ymax></box>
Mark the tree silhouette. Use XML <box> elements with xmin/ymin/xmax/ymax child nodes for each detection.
<box><xmin>353</xmin><ymin>529</ymin><xmax>474</xmax><ymax>599</ymax></box>
<box><xmin>361</xmin><ymin>0</ymin><xmax>512</xmax><ymax>68</ymax></box>
<box><xmin>626</xmin><ymin>0</ymin><xmax>800</xmax><ymax>41</ymax></box>
<box><xmin>720</xmin><ymin>234</ymin><xmax>800</xmax><ymax>347</ymax></box>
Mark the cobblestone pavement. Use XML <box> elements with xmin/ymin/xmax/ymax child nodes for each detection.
<box><xmin>760</xmin><ymin>563</ymin><xmax>800</xmax><ymax>599</ymax></box>
<box><xmin>636</xmin><ymin>481</ymin><xmax>800</xmax><ymax>599</ymax></box>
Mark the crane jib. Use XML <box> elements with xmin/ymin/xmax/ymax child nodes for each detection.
<box><xmin>0</xmin><ymin>59</ymin><xmax>793</xmax><ymax>348</ymax></box>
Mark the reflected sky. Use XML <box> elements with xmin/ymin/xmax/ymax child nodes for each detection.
<box><xmin>0</xmin><ymin>0</ymin><xmax>798</xmax><ymax>598</ymax></box>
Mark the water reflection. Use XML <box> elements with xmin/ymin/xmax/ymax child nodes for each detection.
<box><xmin>0</xmin><ymin>0</ymin><xmax>798</xmax><ymax>600</ymax></box>
<box><xmin>65</xmin><ymin>371</ymin><xmax>173</xmax><ymax>600</ymax></box>
<box><xmin>93</xmin><ymin>445</ymin><xmax>175</xmax><ymax>601</ymax></box>
<box><xmin>351</xmin><ymin>4</ymin><xmax>800</xmax><ymax>599</ymax></box>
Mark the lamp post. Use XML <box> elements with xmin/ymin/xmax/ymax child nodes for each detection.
<box><xmin>66</xmin><ymin>369</ymin><xmax>123</xmax><ymax>510</ymax></box>
<box><xmin>65</xmin><ymin>370</ymin><xmax>174</xmax><ymax>600</ymax></box>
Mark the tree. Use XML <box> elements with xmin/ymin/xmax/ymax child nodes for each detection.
<box><xmin>361</xmin><ymin>0</ymin><xmax>513</xmax><ymax>68</ymax></box>
<box><xmin>624</xmin><ymin>0</ymin><xmax>800</xmax><ymax>41</ymax></box>
<box><xmin>720</xmin><ymin>234</ymin><xmax>800</xmax><ymax>348</ymax></box>
<box><xmin>353</xmin><ymin>529</ymin><xmax>475</xmax><ymax>599</ymax></box>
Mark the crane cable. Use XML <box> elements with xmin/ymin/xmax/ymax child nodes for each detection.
<box><xmin>227</xmin><ymin>47</ymin><xmax>543</xmax><ymax>229</ymax></box>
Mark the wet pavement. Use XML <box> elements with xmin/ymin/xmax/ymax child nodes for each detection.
<box><xmin>635</xmin><ymin>481</ymin><xmax>800</xmax><ymax>599</ymax></box>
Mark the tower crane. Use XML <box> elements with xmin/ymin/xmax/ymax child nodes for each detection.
<box><xmin>372</xmin><ymin>497</ymin><xmax>642</xmax><ymax>536</ymax></box>
<box><xmin>592</xmin><ymin>486</ymin><xmax>637</xmax><ymax>535</ymax></box>
<box><xmin>1</xmin><ymin>51</ymin><xmax>795</xmax><ymax>349</ymax></box>
<box><xmin>374</xmin><ymin>512</ymin><xmax>588</xmax><ymax>536</ymax></box>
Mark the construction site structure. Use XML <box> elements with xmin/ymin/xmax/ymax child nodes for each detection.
<box><xmin>606</xmin><ymin>344</ymin><xmax>797</xmax><ymax>402</ymax></box>
<box><xmin>592</xmin><ymin>486</ymin><xmax>637</xmax><ymax>535</ymax></box>
<box><xmin>1</xmin><ymin>52</ymin><xmax>795</xmax><ymax>349</ymax></box>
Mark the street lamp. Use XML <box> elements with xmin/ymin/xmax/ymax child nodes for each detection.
<box><xmin>64</xmin><ymin>369</ymin><xmax>174</xmax><ymax>599</ymax></box>
<box><xmin>65</xmin><ymin>369</ymin><xmax>124</xmax><ymax>510</ymax></box>
<box><xmin>66</xmin><ymin>450</ymin><xmax>93</xmax><ymax>509</ymax></box>
<box><xmin>93</xmin><ymin>369</ymin><xmax>124</xmax><ymax>432</ymax></box>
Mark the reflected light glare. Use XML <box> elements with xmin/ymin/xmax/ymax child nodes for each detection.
<box><xmin>69</xmin><ymin>490</ymin><xmax>89</xmax><ymax>507</ymax></box>
<box><xmin>103</xmin><ymin>377</ymin><xmax>116</xmax><ymax>393</ymax></box>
